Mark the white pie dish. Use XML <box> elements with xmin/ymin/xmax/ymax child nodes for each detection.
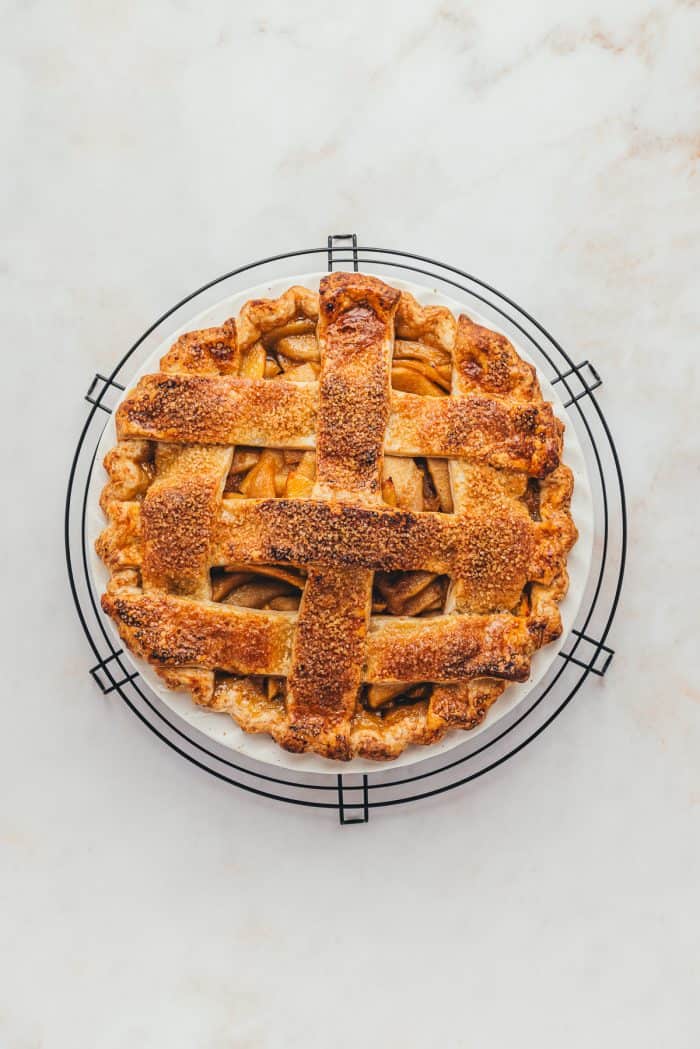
<box><xmin>86</xmin><ymin>272</ymin><xmax>594</xmax><ymax>775</ymax></box>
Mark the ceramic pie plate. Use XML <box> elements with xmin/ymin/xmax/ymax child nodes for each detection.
<box><xmin>86</xmin><ymin>273</ymin><xmax>594</xmax><ymax>775</ymax></box>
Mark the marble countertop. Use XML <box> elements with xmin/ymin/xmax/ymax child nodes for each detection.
<box><xmin>2</xmin><ymin>2</ymin><xmax>699</xmax><ymax>1046</ymax></box>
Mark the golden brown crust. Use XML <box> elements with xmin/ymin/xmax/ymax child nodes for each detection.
<box><xmin>116</xmin><ymin>374</ymin><xmax>317</xmax><ymax>448</ymax></box>
<box><xmin>97</xmin><ymin>274</ymin><xmax>578</xmax><ymax>761</ymax></box>
<box><xmin>395</xmin><ymin>291</ymin><xmax>457</xmax><ymax>351</ymax></box>
<box><xmin>214</xmin><ymin>500</ymin><xmax>533</xmax><ymax>597</ymax></box>
<box><xmin>429</xmin><ymin>679</ymin><xmax>507</xmax><ymax>730</ymax></box>
<box><xmin>453</xmin><ymin>316</ymin><xmax>540</xmax><ymax>398</ymax></box>
<box><xmin>365</xmin><ymin>614</ymin><xmax>532</xmax><ymax>682</ymax></box>
<box><xmin>237</xmin><ymin>285</ymin><xmax>319</xmax><ymax>352</ymax></box>
<box><xmin>115</xmin><ymin>376</ymin><xmax>559</xmax><ymax>476</ymax></box>
<box><xmin>141</xmin><ymin>444</ymin><xmax>232</xmax><ymax>600</ymax></box>
<box><xmin>100</xmin><ymin>585</ymin><xmax>534</xmax><ymax>686</ymax></box>
<box><xmin>448</xmin><ymin>318</ymin><xmax>562</xmax><ymax>632</ymax></box>
<box><xmin>95</xmin><ymin>498</ymin><xmax>141</xmax><ymax>568</ymax></box>
<box><xmin>529</xmin><ymin>464</ymin><xmax>578</xmax><ymax>584</ymax></box>
<box><xmin>386</xmin><ymin>392</ymin><xmax>561</xmax><ymax>477</ymax></box>
<box><xmin>101</xmin><ymin>584</ymin><xmax>294</xmax><ymax>676</ymax></box>
<box><xmin>211</xmin><ymin>678</ymin><xmax>484</xmax><ymax>762</ymax></box>
<box><xmin>280</xmin><ymin>274</ymin><xmax>398</xmax><ymax>758</ymax></box>
<box><xmin>313</xmin><ymin>272</ymin><xmax>401</xmax><ymax>501</ymax></box>
<box><xmin>283</xmin><ymin>567</ymin><xmax>372</xmax><ymax>759</ymax></box>
<box><xmin>160</xmin><ymin>319</ymin><xmax>238</xmax><ymax>376</ymax></box>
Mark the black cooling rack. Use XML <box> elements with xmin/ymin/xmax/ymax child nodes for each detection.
<box><xmin>65</xmin><ymin>235</ymin><xmax>627</xmax><ymax>824</ymax></box>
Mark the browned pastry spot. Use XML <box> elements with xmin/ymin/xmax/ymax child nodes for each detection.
<box><xmin>160</xmin><ymin>318</ymin><xmax>238</xmax><ymax>375</ymax></box>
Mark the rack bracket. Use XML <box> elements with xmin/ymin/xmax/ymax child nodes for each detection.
<box><xmin>327</xmin><ymin>233</ymin><xmax>359</xmax><ymax>273</ymax></box>
<box><xmin>337</xmin><ymin>775</ymin><xmax>370</xmax><ymax>824</ymax></box>
<box><xmin>560</xmin><ymin>630</ymin><xmax>615</xmax><ymax>677</ymax></box>
<box><xmin>89</xmin><ymin>650</ymin><xmax>139</xmax><ymax>694</ymax></box>
<box><xmin>85</xmin><ymin>373</ymin><xmax>126</xmax><ymax>414</ymax></box>
<box><xmin>551</xmin><ymin>360</ymin><xmax>602</xmax><ymax>408</ymax></box>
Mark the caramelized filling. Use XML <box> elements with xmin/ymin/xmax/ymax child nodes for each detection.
<box><xmin>381</xmin><ymin>456</ymin><xmax>453</xmax><ymax>513</ymax></box>
<box><xmin>216</xmin><ymin>673</ymin><xmax>287</xmax><ymax>704</ymax></box>
<box><xmin>237</xmin><ymin>327</ymin><xmax>454</xmax><ymax>397</ymax></box>
<box><xmin>239</xmin><ymin>316</ymin><xmax>320</xmax><ymax>384</ymax></box>
<box><xmin>521</xmin><ymin>477</ymin><xmax>541</xmax><ymax>520</ymax></box>
<box><xmin>392</xmin><ymin>338</ymin><xmax>452</xmax><ymax>396</ymax></box>
<box><xmin>119</xmin><ymin>440</ymin><xmax>156</xmax><ymax>501</ymax></box>
<box><xmin>361</xmin><ymin>683</ymin><xmax>432</xmax><ymax>714</ymax></box>
<box><xmin>372</xmin><ymin>571</ymin><xmax>449</xmax><ymax>617</ymax></box>
<box><xmin>225</xmin><ymin>448</ymin><xmax>316</xmax><ymax>499</ymax></box>
<box><xmin>211</xmin><ymin>564</ymin><xmax>306</xmax><ymax>611</ymax></box>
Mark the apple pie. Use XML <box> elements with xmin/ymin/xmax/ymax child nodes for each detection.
<box><xmin>96</xmin><ymin>273</ymin><xmax>577</xmax><ymax>760</ymax></box>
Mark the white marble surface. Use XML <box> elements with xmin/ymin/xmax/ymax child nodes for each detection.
<box><xmin>2</xmin><ymin>1</ymin><xmax>699</xmax><ymax>1046</ymax></box>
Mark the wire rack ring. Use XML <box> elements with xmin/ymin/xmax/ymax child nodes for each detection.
<box><xmin>65</xmin><ymin>236</ymin><xmax>627</xmax><ymax>824</ymax></box>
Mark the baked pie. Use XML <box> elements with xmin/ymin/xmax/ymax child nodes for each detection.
<box><xmin>96</xmin><ymin>273</ymin><xmax>577</xmax><ymax>761</ymax></box>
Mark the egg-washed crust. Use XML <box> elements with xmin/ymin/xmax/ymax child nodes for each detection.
<box><xmin>101</xmin><ymin>583</ymin><xmax>536</xmax><ymax>684</ymax></box>
<box><xmin>116</xmin><ymin>381</ymin><xmax>561</xmax><ymax>478</ymax></box>
<box><xmin>97</xmin><ymin>273</ymin><xmax>578</xmax><ymax>761</ymax></box>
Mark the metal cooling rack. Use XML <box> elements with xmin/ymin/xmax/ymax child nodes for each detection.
<box><xmin>65</xmin><ymin>235</ymin><xmax>627</xmax><ymax>824</ymax></box>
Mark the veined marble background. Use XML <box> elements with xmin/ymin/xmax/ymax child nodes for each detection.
<box><xmin>2</xmin><ymin>1</ymin><xmax>699</xmax><ymax>1046</ymax></box>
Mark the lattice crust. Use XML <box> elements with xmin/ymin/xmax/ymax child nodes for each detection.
<box><xmin>97</xmin><ymin>273</ymin><xmax>577</xmax><ymax>761</ymax></box>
